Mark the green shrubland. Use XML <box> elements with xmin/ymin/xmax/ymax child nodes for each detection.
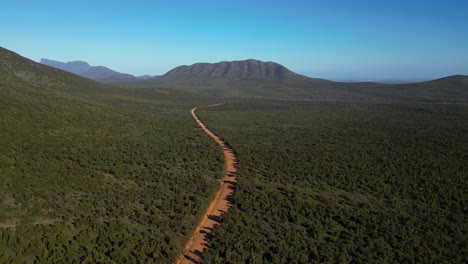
<box><xmin>0</xmin><ymin>48</ymin><xmax>225</xmax><ymax>263</ymax></box>
<box><xmin>201</xmin><ymin>101</ymin><xmax>467</xmax><ymax>263</ymax></box>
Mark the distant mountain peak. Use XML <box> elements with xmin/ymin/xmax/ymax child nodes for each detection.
<box><xmin>40</xmin><ymin>58</ymin><xmax>138</xmax><ymax>84</ymax></box>
<box><xmin>40</xmin><ymin>58</ymin><xmax>62</xmax><ymax>64</ymax></box>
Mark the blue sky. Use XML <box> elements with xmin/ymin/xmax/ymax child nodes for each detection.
<box><xmin>1</xmin><ymin>0</ymin><xmax>467</xmax><ymax>79</ymax></box>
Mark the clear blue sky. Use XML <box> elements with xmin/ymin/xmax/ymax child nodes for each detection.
<box><xmin>1</xmin><ymin>0</ymin><xmax>467</xmax><ymax>79</ymax></box>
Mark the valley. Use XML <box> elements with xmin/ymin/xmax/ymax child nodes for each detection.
<box><xmin>0</xmin><ymin>47</ymin><xmax>467</xmax><ymax>263</ymax></box>
<box><xmin>2</xmin><ymin>0</ymin><xmax>468</xmax><ymax>262</ymax></box>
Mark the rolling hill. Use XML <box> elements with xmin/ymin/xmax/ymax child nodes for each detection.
<box><xmin>0</xmin><ymin>47</ymin><xmax>223</xmax><ymax>263</ymax></box>
<box><xmin>387</xmin><ymin>75</ymin><xmax>468</xmax><ymax>101</ymax></box>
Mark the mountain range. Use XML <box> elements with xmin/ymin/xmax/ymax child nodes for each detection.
<box><xmin>1</xmin><ymin>48</ymin><xmax>462</xmax><ymax>102</ymax></box>
<box><xmin>132</xmin><ymin>60</ymin><xmax>467</xmax><ymax>102</ymax></box>
<box><xmin>39</xmin><ymin>58</ymin><xmax>157</xmax><ymax>85</ymax></box>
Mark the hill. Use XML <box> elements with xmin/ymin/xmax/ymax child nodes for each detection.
<box><xmin>0</xmin><ymin>47</ymin><xmax>223</xmax><ymax>263</ymax></box>
<box><xmin>40</xmin><ymin>58</ymin><xmax>140</xmax><ymax>85</ymax></box>
<box><xmin>388</xmin><ymin>75</ymin><xmax>468</xmax><ymax>101</ymax></box>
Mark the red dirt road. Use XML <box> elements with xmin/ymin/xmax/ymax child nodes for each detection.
<box><xmin>176</xmin><ymin>106</ymin><xmax>238</xmax><ymax>264</ymax></box>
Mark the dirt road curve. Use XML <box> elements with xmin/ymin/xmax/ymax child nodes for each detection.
<box><xmin>176</xmin><ymin>105</ymin><xmax>238</xmax><ymax>264</ymax></box>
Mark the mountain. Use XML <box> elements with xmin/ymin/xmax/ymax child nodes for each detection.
<box><xmin>137</xmin><ymin>74</ymin><xmax>158</xmax><ymax>80</ymax></box>
<box><xmin>40</xmin><ymin>59</ymin><xmax>92</xmax><ymax>75</ymax></box>
<box><xmin>134</xmin><ymin>59</ymin><xmax>468</xmax><ymax>102</ymax></box>
<box><xmin>40</xmin><ymin>58</ymin><xmax>139</xmax><ymax>85</ymax></box>
<box><xmin>134</xmin><ymin>59</ymin><xmax>387</xmax><ymax>99</ymax></box>
<box><xmin>156</xmin><ymin>59</ymin><xmax>306</xmax><ymax>82</ymax></box>
<box><xmin>142</xmin><ymin>59</ymin><xmax>309</xmax><ymax>85</ymax></box>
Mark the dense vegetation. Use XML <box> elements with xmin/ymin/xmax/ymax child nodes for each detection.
<box><xmin>200</xmin><ymin>100</ymin><xmax>467</xmax><ymax>263</ymax></box>
<box><xmin>0</xmin><ymin>49</ymin><xmax>225</xmax><ymax>263</ymax></box>
<box><xmin>2</xmin><ymin>47</ymin><xmax>467</xmax><ymax>263</ymax></box>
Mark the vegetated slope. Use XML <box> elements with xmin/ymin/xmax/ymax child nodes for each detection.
<box><xmin>152</xmin><ymin>59</ymin><xmax>304</xmax><ymax>82</ymax></box>
<box><xmin>199</xmin><ymin>101</ymin><xmax>467</xmax><ymax>263</ymax></box>
<box><xmin>387</xmin><ymin>75</ymin><xmax>468</xmax><ymax>102</ymax></box>
<box><xmin>0</xmin><ymin>47</ymin><xmax>225</xmax><ymax>263</ymax></box>
<box><xmin>40</xmin><ymin>58</ymin><xmax>141</xmax><ymax>85</ymax></box>
<box><xmin>135</xmin><ymin>59</ymin><xmax>468</xmax><ymax>102</ymax></box>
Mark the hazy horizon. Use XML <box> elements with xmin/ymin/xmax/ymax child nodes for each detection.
<box><xmin>1</xmin><ymin>0</ymin><xmax>467</xmax><ymax>79</ymax></box>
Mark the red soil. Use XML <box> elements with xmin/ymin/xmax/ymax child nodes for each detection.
<box><xmin>176</xmin><ymin>106</ymin><xmax>238</xmax><ymax>264</ymax></box>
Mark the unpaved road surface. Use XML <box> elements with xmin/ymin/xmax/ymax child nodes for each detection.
<box><xmin>176</xmin><ymin>106</ymin><xmax>238</xmax><ymax>264</ymax></box>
